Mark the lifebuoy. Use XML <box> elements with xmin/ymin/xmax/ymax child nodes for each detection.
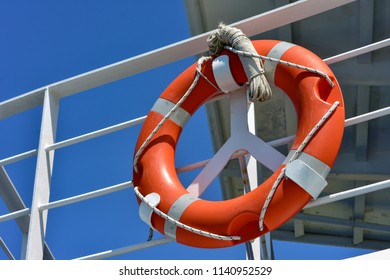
<box><xmin>133</xmin><ymin>40</ymin><xmax>344</xmax><ymax>248</ymax></box>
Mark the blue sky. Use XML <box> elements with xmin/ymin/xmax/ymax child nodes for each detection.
<box><xmin>0</xmin><ymin>0</ymin><xmax>374</xmax><ymax>260</ymax></box>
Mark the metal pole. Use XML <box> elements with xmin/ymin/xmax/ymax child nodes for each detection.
<box><xmin>0</xmin><ymin>208</ymin><xmax>30</xmax><ymax>223</ymax></box>
<box><xmin>0</xmin><ymin>238</ymin><xmax>15</xmax><ymax>260</ymax></box>
<box><xmin>305</xmin><ymin>179</ymin><xmax>390</xmax><ymax>209</ymax></box>
<box><xmin>324</xmin><ymin>38</ymin><xmax>390</xmax><ymax>65</ymax></box>
<box><xmin>345</xmin><ymin>106</ymin><xmax>390</xmax><ymax>127</ymax></box>
<box><xmin>25</xmin><ymin>88</ymin><xmax>59</xmax><ymax>260</ymax></box>
<box><xmin>242</xmin><ymin>99</ymin><xmax>262</xmax><ymax>260</ymax></box>
<box><xmin>0</xmin><ymin>150</ymin><xmax>37</xmax><ymax>166</ymax></box>
<box><xmin>46</xmin><ymin>116</ymin><xmax>146</xmax><ymax>151</ymax></box>
<box><xmin>39</xmin><ymin>181</ymin><xmax>133</xmax><ymax>211</ymax></box>
<box><xmin>75</xmin><ymin>237</ymin><xmax>172</xmax><ymax>260</ymax></box>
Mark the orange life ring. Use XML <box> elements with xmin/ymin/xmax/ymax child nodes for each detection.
<box><xmin>133</xmin><ymin>40</ymin><xmax>344</xmax><ymax>248</ymax></box>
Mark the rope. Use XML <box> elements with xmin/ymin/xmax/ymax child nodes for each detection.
<box><xmin>147</xmin><ymin>227</ymin><xmax>154</xmax><ymax>241</ymax></box>
<box><xmin>225</xmin><ymin>46</ymin><xmax>335</xmax><ymax>88</ymax></box>
<box><xmin>207</xmin><ymin>23</ymin><xmax>272</xmax><ymax>102</ymax></box>
<box><xmin>258</xmin><ymin>101</ymin><xmax>340</xmax><ymax>231</ymax></box>
<box><xmin>134</xmin><ymin>187</ymin><xmax>241</xmax><ymax>241</ymax></box>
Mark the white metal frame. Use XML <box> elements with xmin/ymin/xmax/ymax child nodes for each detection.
<box><xmin>1</xmin><ymin>0</ymin><xmax>390</xmax><ymax>260</ymax></box>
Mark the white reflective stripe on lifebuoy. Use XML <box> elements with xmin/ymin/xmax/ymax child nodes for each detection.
<box><xmin>164</xmin><ymin>194</ymin><xmax>199</xmax><ymax>240</ymax></box>
<box><xmin>151</xmin><ymin>98</ymin><xmax>191</xmax><ymax>128</ymax></box>
<box><xmin>139</xmin><ymin>192</ymin><xmax>161</xmax><ymax>230</ymax></box>
<box><xmin>212</xmin><ymin>55</ymin><xmax>241</xmax><ymax>93</ymax></box>
<box><xmin>284</xmin><ymin>150</ymin><xmax>330</xmax><ymax>199</ymax></box>
<box><xmin>264</xmin><ymin>41</ymin><xmax>296</xmax><ymax>84</ymax></box>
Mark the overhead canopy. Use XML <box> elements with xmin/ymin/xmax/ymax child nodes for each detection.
<box><xmin>184</xmin><ymin>0</ymin><xmax>390</xmax><ymax>250</ymax></box>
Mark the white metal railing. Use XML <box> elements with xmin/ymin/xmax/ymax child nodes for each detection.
<box><xmin>2</xmin><ymin>101</ymin><xmax>390</xmax><ymax>259</ymax></box>
<box><xmin>37</xmin><ymin>181</ymin><xmax>133</xmax><ymax>212</ymax></box>
<box><xmin>1</xmin><ymin>55</ymin><xmax>390</xmax><ymax>260</ymax></box>
<box><xmin>1</xmin><ymin>0</ymin><xmax>389</xmax><ymax>260</ymax></box>
<box><xmin>0</xmin><ymin>150</ymin><xmax>37</xmax><ymax>166</ymax></box>
<box><xmin>1</xmin><ymin>42</ymin><xmax>390</xmax><ymax>259</ymax></box>
<box><xmin>0</xmin><ymin>208</ymin><xmax>30</xmax><ymax>223</ymax></box>
<box><xmin>45</xmin><ymin>116</ymin><xmax>147</xmax><ymax>152</ymax></box>
<box><xmin>0</xmin><ymin>238</ymin><xmax>15</xmax><ymax>260</ymax></box>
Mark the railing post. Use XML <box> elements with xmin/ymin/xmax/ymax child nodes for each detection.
<box><xmin>25</xmin><ymin>88</ymin><xmax>59</xmax><ymax>260</ymax></box>
<box><xmin>243</xmin><ymin>99</ymin><xmax>274</xmax><ymax>260</ymax></box>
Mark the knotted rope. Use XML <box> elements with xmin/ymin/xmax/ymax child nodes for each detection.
<box><xmin>207</xmin><ymin>23</ymin><xmax>272</xmax><ymax>102</ymax></box>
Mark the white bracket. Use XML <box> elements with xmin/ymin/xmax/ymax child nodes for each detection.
<box><xmin>139</xmin><ymin>192</ymin><xmax>160</xmax><ymax>230</ymax></box>
<box><xmin>187</xmin><ymin>87</ymin><xmax>286</xmax><ymax>197</ymax></box>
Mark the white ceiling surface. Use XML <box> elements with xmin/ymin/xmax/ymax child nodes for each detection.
<box><xmin>184</xmin><ymin>0</ymin><xmax>390</xmax><ymax>250</ymax></box>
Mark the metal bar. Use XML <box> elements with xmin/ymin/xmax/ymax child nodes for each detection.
<box><xmin>295</xmin><ymin>212</ymin><xmax>390</xmax><ymax>233</ymax></box>
<box><xmin>0</xmin><ymin>237</ymin><xmax>15</xmax><ymax>260</ymax></box>
<box><xmin>266</xmin><ymin>135</ymin><xmax>296</xmax><ymax>147</ymax></box>
<box><xmin>46</xmin><ymin>116</ymin><xmax>146</xmax><ymax>151</ymax></box>
<box><xmin>324</xmin><ymin>38</ymin><xmax>390</xmax><ymax>65</ymax></box>
<box><xmin>304</xmin><ymin>179</ymin><xmax>390</xmax><ymax>209</ymax></box>
<box><xmin>243</xmin><ymin>101</ymin><xmax>264</xmax><ymax>260</ymax></box>
<box><xmin>328</xmin><ymin>173</ymin><xmax>390</xmax><ymax>182</ymax></box>
<box><xmin>0</xmin><ymin>208</ymin><xmax>30</xmax><ymax>223</ymax></box>
<box><xmin>239</xmin><ymin>155</ymin><xmax>256</xmax><ymax>260</ymax></box>
<box><xmin>0</xmin><ymin>0</ymin><xmax>358</xmax><ymax>120</ymax></box>
<box><xmin>39</xmin><ymin>181</ymin><xmax>133</xmax><ymax>211</ymax></box>
<box><xmin>0</xmin><ymin>167</ymin><xmax>54</xmax><ymax>260</ymax></box>
<box><xmin>345</xmin><ymin>106</ymin><xmax>390</xmax><ymax>127</ymax></box>
<box><xmin>0</xmin><ymin>150</ymin><xmax>37</xmax><ymax>166</ymax></box>
<box><xmin>0</xmin><ymin>166</ymin><xmax>30</xmax><ymax>231</ymax></box>
<box><xmin>75</xmin><ymin>237</ymin><xmax>172</xmax><ymax>260</ymax></box>
<box><xmin>25</xmin><ymin>88</ymin><xmax>59</xmax><ymax>260</ymax></box>
<box><xmin>0</xmin><ymin>88</ymin><xmax>45</xmax><ymax>120</ymax></box>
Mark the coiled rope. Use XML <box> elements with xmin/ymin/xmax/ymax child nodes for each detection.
<box><xmin>207</xmin><ymin>23</ymin><xmax>272</xmax><ymax>102</ymax></box>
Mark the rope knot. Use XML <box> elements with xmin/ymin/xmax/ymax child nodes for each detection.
<box><xmin>207</xmin><ymin>23</ymin><xmax>272</xmax><ymax>102</ymax></box>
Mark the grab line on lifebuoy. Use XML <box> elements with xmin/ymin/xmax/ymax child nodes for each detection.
<box><xmin>133</xmin><ymin>38</ymin><xmax>345</xmax><ymax>248</ymax></box>
<box><xmin>134</xmin><ymin>186</ymin><xmax>241</xmax><ymax>241</ymax></box>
